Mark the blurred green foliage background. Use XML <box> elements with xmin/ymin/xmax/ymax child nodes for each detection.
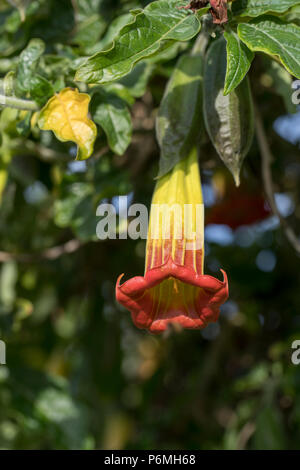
<box><xmin>0</xmin><ymin>0</ymin><xmax>300</xmax><ymax>450</ymax></box>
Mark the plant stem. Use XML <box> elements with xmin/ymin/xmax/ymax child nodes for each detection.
<box><xmin>0</xmin><ymin>94</ymin><xmax>39</xmax><ymax>111</ymax></box>
<box><xmin>255</xmin><ymin>104</ymin><xmax>300</xmax><ymax>255</ymax></box>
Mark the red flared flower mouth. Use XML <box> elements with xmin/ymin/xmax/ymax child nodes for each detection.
<box><xmin>116</xmin><ymin>258</ymin><xmax>228</xmax><ymax>333</ymax></box>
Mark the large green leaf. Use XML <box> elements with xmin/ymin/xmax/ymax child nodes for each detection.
<box><xmin>224</xmin><ymin>29</ymin><xmax>254</xmax><ymax>95</ymax></box>
<box><xmin>232</xmin><ymin>0</ymin><xmax>300</xmax><ymax>17</ymax></box>
<box><xmin>117</xmin><ymin>41</ymin><xmax>186</xmax><ymax>99</ymax></box>
<box><xmin>118</xmin><ymin>62</ymin><xmax>154</xmax><ymax>98</ymax></box>
<box><xmin>91</xmin><ymin>89</ymin><xmax>133</xmax><ymax>155</ymax></box>
<box><xmin>156</xmin><ymin>53</ymin><xmax>204</xmax><ymax>178</ymax></box>
<box><xmin>238</xmin><ymin>17</ymin><xmax>300</xmax><ymax>78</ymax></box>
<box><xmin>203</xmin><ymin>37</ymin><xmax>254</xmax><ymax>186</ymax></box>
<box><xmin>91</xmin><ymin>13</ymin><xmax>132</xmax><ymax>53</ymax></box>
<box><xmin>75</xmin><ymin>1</ymin><xmax>208</xmax><ymax>84</ymax></box>
<box><xmin>73</xmin><ymin>0</ymin><xmax>107</xmax><ymax>48</ymax></box>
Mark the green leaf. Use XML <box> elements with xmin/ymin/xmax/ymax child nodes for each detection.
<box><xmin>73</xmin><ymin>14</ymin><xmax>106</xmax><ymax>48</ymax></box>
<box><xmin>282</xmin><ymin>4</ymin><xmax>300</xmax><ymax>25</ymax></box>
<box><xmin>28</xmin><ymin>75</ymin><xmax>55</xmax><ymax>104</ymax></box>
<box><xmin>91</xmin><ymin>13</ymin><xmax>132</xmax><ymax>53</ymax></box>
<box><xmin>224</xmin><ymin>29</ymin><xmax>254</xmax><ymax>95</ymax></box>
<box><xmin>17</xmin><ymin>38</ymin><xmax>45</xmax><ymax>92</ymax></box>
<box><xmin>156</xmin><ymin>53</ymin><xmax>204</xmax><ymax>178</ymax></box>
<box><xmin>263</xmin><ymin>57</ymin><xmax>297</xmax><ymax>113</ymax></box>
<box><xmin>238</xmin><ymin>17</ymin><xmax>300</xmax><ymax>78</ymax></box>
<box><xmin>91</xmin><ymin>89</ymin><xmax>133</xmax><ymax>155</ymax></box>
<box><xmin>54</xmin><ymin>182</ymin><xmax>92</xmax><ymax>228</ymax></box>
<box><xmin>232</xmin><ymin>0</ymin><xmax>300</xmax><ymax>18</ymax></box>
<box><xmin>54</xmin><ymin>182</ymin><xmax>98</xmax><ymax>241</ymax></box>
<box><xmin>104</xmin><ymin>83</ymin><xmax>135</xmax><ymax>106</ymax></box>
<box><xmin>203</xmin><ymin>37</ymin><xmax>254</xmax><ymax>186</ymax></box>
<box><xmin>16</xmin><ymin>38</ymin><xmax>54</xmax><ymax>105</ymax></box>
<box><xmin>75</xmin><ymin>1</ymin><xmax>208</xmax><ymax>84</ymax></box>
<box><xmin>73</xmin><ymin>0</ymin><xmax>107</xmax><ymax>48</ymax></box>
<box><xmin>118</xmin><ymin>62</ymin><xmax>154</xmax><ymax>98</ymax></box>
<box><xmin>16</xmin><ymin>110</ymin><xmax>32</xmax><ymax>136</ymax></box>
<box><xmin>3</xmin><ymin>70</ymin><xmax>15</xmax><ymax>96</ymax></box>
<box><xmin>253</xmin><ymin>407</ymin><xmax>286</xmax><ymax>450</ymax></box>
<box><xmin>35</xmin><ymin>386</ymin><xmax>90</xmax><ymax>449</ymax></box>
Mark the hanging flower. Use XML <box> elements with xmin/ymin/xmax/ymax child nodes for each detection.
<box><xmin>116</xmin><ymin>149</ymin><xmax>228</xmax><ymax>333</ymax></box>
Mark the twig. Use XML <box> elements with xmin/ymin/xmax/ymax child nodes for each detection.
<box><xmin>0</xmin><ymin>239</ymin><xmax>82</xmax><ymax>263</ymax></box>
<box><xmin>23</xmin><ymin>141</ymin><xmax>71</xmax><ymax>162</ymax></box>
<box><xmin>255</xmin><ymin>105</ymin><xmax>300</xmax><ymax>254</ymax></box>
<box><xmin>92</xmin><ymin>145</ymin><xmax>110</xmax><ymax>160</ymax></box>
<box><xmin>0</xmin><ymin>94</ymin><xmax>39</xmax><ymax>111</ymax></box>
<box><xmin>237</xmin><ymin>422</ymin><xmax>256</xmax><ymax>450</ymax></box>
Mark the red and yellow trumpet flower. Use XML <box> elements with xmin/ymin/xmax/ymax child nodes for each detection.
<box><xmin>116</xmin><ymin>149</ymin><xmax>229</xmax><ymax>333</ymax></box>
